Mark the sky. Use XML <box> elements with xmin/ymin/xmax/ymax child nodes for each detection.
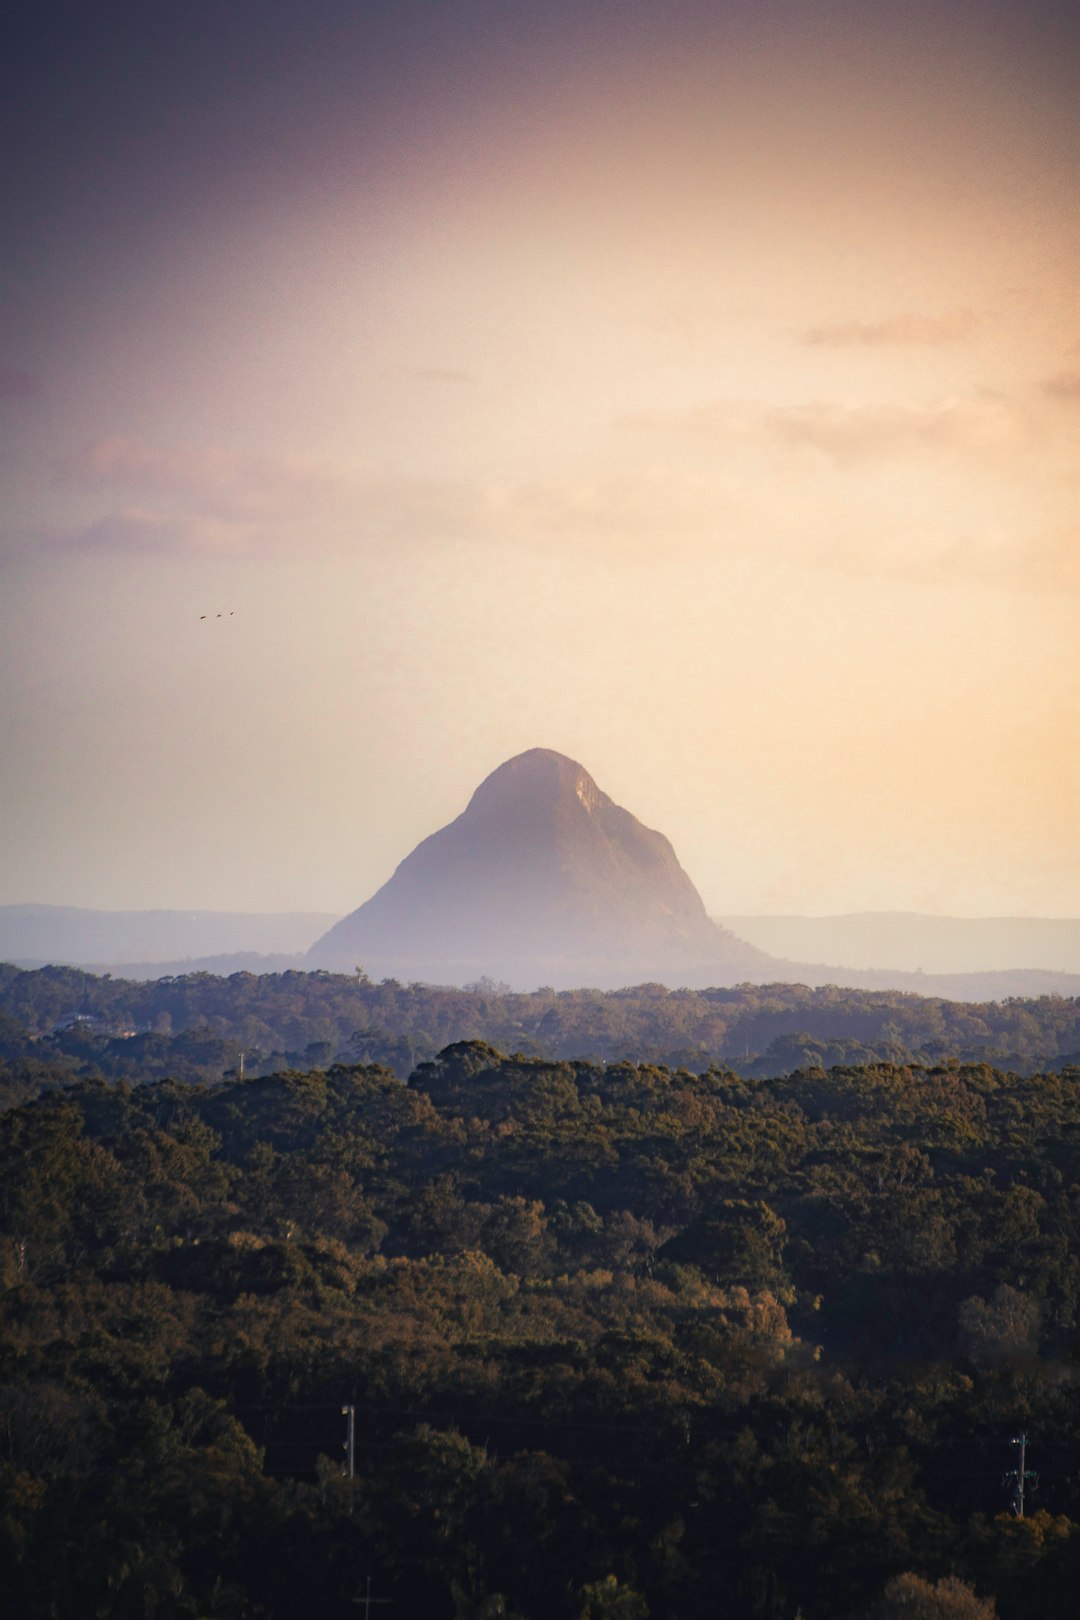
<box><xmin>1</xmin><ymin>0</ymin><xmax>1078</xmax><ymax>920</ymax></box>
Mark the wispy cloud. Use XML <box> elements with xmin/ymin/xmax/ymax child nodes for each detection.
<box><xmin>57</xmin><ymin>438</ymin><xmax>492</xmax><ymax>553</ymax></box>
<box><xmin>625</xmin><ymin>394</ymin><xmax>1027</xmax><ymax>461</ymax></box>
<box><xmin>78</xmin><ymin>509</ymin><xmax>253</xmax><ymax>554</ymax></box>
<box><xmin>22</xmin><ymin>425</ymin><xmax>1071</xmax><ymax>595</ymax></box>
<box><xmin>65</xmin><ymin>439</ymin><xmax>354</xmax><ymax>521</ymax></box>
<box><xmin>55</xmin><ymin>437</ymin><xmax>736</xmax><ymax>556</ymax></box>
<box><xmin>801</xmin><ymin>310</ymin><xmax>979</xmax><ymax>347</ymax></box>
<box><xmin>1042</xmin><ymin>371</ymin><xmax>1080</xmax><ymax>403</ymax></box>
<box><xmin>1</xmin><ymin>509</ymin><xmax>261</xmax><ymax>559</ymax></box>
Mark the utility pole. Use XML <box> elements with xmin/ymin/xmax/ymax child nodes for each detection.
<box><xmin>342</xmin><ymin>1404</ymin><xmax>356</xmax><ymax>1479</ymax></box>
<box><xmin>353</xmin><ymin>1574</ymin><xmax>391</xmax><ymax>1616</ymax></box>
<box><xmin>1006</xmin><ymin>1431</ymin><xmax>1037</xmax><ymax>1517</ymax></box>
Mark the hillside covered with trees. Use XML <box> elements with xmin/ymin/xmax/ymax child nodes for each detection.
<box><xmin>4</xmin><ymin>1038</ymin><xmax>1080</xmax><ymax>1616</ymax></box>
<box><xmin>1</xmin><ymin>964</ymin><xmax>1079</xmax><ymax>1104</ymax></box>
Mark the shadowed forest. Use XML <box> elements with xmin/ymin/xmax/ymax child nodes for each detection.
<box><xmin>4</xmin><ymin>964</ymin><xmax>1080</xmax><ymax>1615</ymax></box>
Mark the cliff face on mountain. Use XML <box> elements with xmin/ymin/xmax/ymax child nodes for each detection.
<box><xmin>308</xmin><ymin>749</ymin><xmax>767</xmax><ymax>987</ymax></box>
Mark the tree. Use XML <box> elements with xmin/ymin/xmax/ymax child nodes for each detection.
<box><xmin>958</xmin><ymin>1286</ymin><xmax>1040</xmax><ymax>1364</ymax></box>
<box><xmin>863</xmin><ymin>1572</ymin><xmax>996</xmax><ymax>1619</ymax></box>
<box><xmin>578</xmin><ymin>1573</ymin><xmax>650</xmax><ymax>1619</ymax></box>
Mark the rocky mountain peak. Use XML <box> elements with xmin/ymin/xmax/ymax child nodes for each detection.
<box><xmin>468</xmin><ymin>749</ymin><xmax>605</xmax><ymax>816</ymax></box>
<box><xmin>308</xmin><ymin>749</ymin><xmax>767</xmax><ymax>987</ymax></box>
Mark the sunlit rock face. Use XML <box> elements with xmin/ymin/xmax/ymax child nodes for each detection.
<box><xmin>308</xmin><ymin>748</ymin><xmax>768</xmax><ymax>987</ymax></box>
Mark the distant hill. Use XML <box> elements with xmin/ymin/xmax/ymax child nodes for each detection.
<box><xmin>74</xmin><ymin>952</ymin><xmax>307</xmax><ymax>980</ymax></box>
<box><xmin>0</xmin><ymin>906</ymin><xmax>335</xmax><ymax>968</ymax></box>
<box><xmin>719</xmin><ymin>913</ymin><xmax>1080</xmax><ymax>976</ymax></box>
<box><xmin>32</xmin><ymin>957</ymin><xmax>1080</xmax><ymax>1001</ymax></box>
<box><xmin>308</xmin><ymin>748</ymin><xmax>770</xmax><ymax>986</ymax></box>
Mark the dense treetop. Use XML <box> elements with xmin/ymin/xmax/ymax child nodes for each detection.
<box><xmin>4</xmin><ymin>1033</ymin><xmax>1080</xmax><ymax>1616</ymax></box>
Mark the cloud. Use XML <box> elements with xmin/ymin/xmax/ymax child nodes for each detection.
<box><xmin>801</xmin><ymin>310</ymin><xmax>978</xmax><ymax>347</ymax></box>
<box><xmin>1042</xmin><ymin>370</ymin><xmax>1080</xmax><ymax>403</ymax></box>
<box><xmin>43</xmin><ymin>434</ymin><xmax>742</xmax><ymax>560</ymax></box>
<box><xmin>0</xmin><ymin>509</ymin><xmax>259</xmax><ymax>559</ymax></box>
<box><xmin>65</xmin><ymin>438</ymin><xmax>733</xmax><ymax>555</ymax></box>
<box><xmin>28</xmin><ymin>427</ymin><xmax>1070</xmax><ymax>596</ymax></box>
<box><xmin>0</xmin><ymin>367</ymin><xmax>40</xmax><ymax>400</ymax></box>
<box><xmin>404</xmin><ymin>367</ymin><xmax>478</xmax><ymax>385</ymax></box>
<box><xmin>625</xmin><ymin>394</ymin><xmax>1027</xmax><ymax>461</ymax></box>
<box><xmin>767</xmin><ymin>397</ymin><xmax>1023</xmax><ymax>458</ymax></box>
<box><xmin>477</xmin><ymin>468</ymin><xmax>745</xmax><ymax>551</ymax></box>
<box><xmin>57</xmin><ymin>438</ymin><xmax>491</xmax><ymax>552</ymax></box>
<box><xmin>76</xmin><ymin>509</ymin><xmax>253</xmax><ymax>554</ymax></box>
<box><xmin>65</xmin><ymin>439</ymin><xmax>351</xmax><ymax>521</ymax></box>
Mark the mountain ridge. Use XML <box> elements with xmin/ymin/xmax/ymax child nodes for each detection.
<box><xmin>0</xmin><ymin>905</ymin><xmax>335</xmax><ymax>966</ymax></box>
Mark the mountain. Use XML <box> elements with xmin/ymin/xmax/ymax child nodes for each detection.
<box><xmin>308</xmin><ymin>748</ymin><xmax>769</xmax><ymax>986</ymax></box>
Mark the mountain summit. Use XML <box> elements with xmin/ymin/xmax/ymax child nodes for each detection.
<box><xmin>308</xmin><ymin>748</ymin><xmax>766</xmax><ymax>987</ymax></box>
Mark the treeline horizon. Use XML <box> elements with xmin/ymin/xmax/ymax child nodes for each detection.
<box><xmin>1</xmin><ymin>964</ymin><xmax>1078</xmax><ymax>1111</ymax></box>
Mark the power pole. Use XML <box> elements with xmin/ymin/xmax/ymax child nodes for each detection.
<box><xmin>1006</xmin><ymin>1431</ymin><xmax>1036</xmax><ymax>1517</ymax></box>
<box><xmin>353</xmin><ymin>1574</ymin><xmax>391</xmax><ymax>1616</ymax></box>
<box><xmin>342</xmin><ymin>1403</ymin><xmax>356</xmax><ymax>1479</ymax></box>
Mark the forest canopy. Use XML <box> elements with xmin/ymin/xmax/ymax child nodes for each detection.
<box><xmin>4</xmin><ymin>1030</ymin><xmax>1080</xmax><ymax>1617</ymax></box>
<box><xmin>1</xmin><ymin>962</ymin><xmax>1078</xmax><ymax>1103</ymax></box>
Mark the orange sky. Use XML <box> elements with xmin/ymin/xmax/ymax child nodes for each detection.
<box><xmin>1</xmin><ymin>1</ymin><xmax>1077</xmax><ymax>917</ymax></box>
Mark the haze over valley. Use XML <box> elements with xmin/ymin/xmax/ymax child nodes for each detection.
<box><xmin>718</xmin><ymin>913</ymin><xmax>1080</xmax><ymax>978</ymax></box>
